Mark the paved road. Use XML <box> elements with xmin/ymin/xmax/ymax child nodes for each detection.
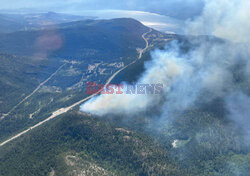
<box><xmin>138</xmin><ymin>28</ymin><xmax>152</xmax><ymax>59</ymax></box>
<box><xmin>0</xmin><ymin>28</ymin><xmax>152</xmax><ymax>147</ymax></box>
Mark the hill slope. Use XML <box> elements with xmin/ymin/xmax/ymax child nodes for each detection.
<box><xmin>0</xmin><ymin>112</ymin><xmax>183</xmax><ymax>176</ymax></box>
<box><xmin>0</xmin><ymin>18</ymin><xmax>149</xmax><ymax>63</ymax></box>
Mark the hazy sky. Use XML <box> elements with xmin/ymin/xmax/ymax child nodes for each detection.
<box><xmin>0</xmin><ymin>0</ymin><xmax>204</xmax><ymax>19</ymax></box>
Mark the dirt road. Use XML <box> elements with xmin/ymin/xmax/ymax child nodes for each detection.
<box><xmin>0</xmin><ymin>63</ymin><xmax>66</xmax><ymax>120</ymax></box>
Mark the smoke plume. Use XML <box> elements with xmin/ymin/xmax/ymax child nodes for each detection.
<box><xmin>80</xmin><ymin>48</ymin><xmax>183</xmax><ymax>116</ymax></box>
<box><xmin>81</xmin><ymin>0</ymin><xmax>250</xmax><ymax>115</ymax></box>
<box><xmin>81</xmin><ymin>0</ymin><xmax>250</xmax><ymax>139</ymax></box>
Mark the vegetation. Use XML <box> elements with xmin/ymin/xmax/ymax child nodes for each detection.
<box><xmin>0</xmin><ymin>112</ymin><xmax>183</xmax><ymax>176</ymax></box>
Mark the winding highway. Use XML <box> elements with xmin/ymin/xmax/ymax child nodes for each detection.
<box><xmin>0</xmin><ymin>28</ymin><xmax>152</xmax><ymax>147</ymax></box>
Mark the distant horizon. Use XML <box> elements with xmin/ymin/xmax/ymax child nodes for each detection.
<box><xmin>0</xmin><ymin>0</ymin><xmax>204</xmax><ymax>20</ymax></box>
<box><xmin>0</xmin><ymin>9</ymin><xmax>185</xmax><ymax>34</ymax></box>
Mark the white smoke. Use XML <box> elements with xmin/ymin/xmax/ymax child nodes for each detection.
<box><xmin>187</xmin><ymin>0</ymin><xmax>250</xmax><ymax>44</ymax></box>
<box><xmin>81</xmin><ymin>41</ymin><xmax>248</xmax><ymax>117</ymax></box>
<box><xmin>186</xmin><ymin>0</ymin><xmax>250</xmax><ymax>141</ymax></box>
<box><xmin>80</xmin><ymin>47</ymin><xmax>184</xmax><ymax>116</ymax></box>
<box><xmin>225</xmin><ymin>92</ymin><xmax>250</xmax><ymax>142</ymax></box>
<box><xmin>81</xmin><ymin>0</ymin><xmax>250</xmax><ymax>124</ymax></box>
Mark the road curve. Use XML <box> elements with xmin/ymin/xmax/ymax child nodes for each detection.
<box><xmin>0</xmin><ymin>28</ymin><xmax>152</xmax><ymax>147</ymax></box>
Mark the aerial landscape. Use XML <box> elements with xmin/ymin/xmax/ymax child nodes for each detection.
<box><xmin>0</xmin><ymin>0</ymin><xmax>250</xmax><ymax>175</ymax></box>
